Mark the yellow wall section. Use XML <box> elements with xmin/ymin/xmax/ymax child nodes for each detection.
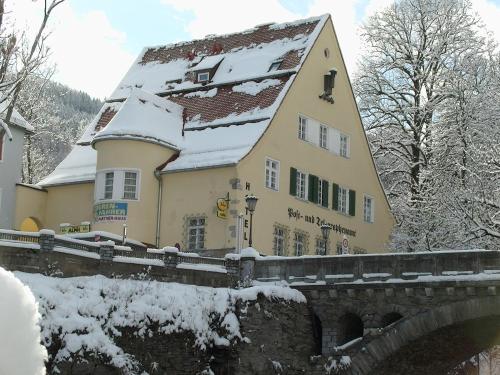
<box><xmin>94</xmin><ymin>139</ymin><xmax>176</xmax><ymax>245</ymax></box>
<box><xmin>14</xmin><ymin>185</ymin><xmax>47</xmax><ymax>230</ymax></box>
<box><xmin>44</xmin><ymin>183</ymin><xmax>94</xmax><ymax>230</ymax></box>
<box><xmin>236</xmin><ymin>18</ymin><xmax>393</xmax><ymax>254</ymax></box>
<box><xmin>160</xmin><ymin>166</ymin><xmax>238</xmax><ymax>250</ymax></box>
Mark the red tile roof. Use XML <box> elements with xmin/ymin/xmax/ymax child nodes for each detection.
<box><xmin>83</xmin><ymin>16</ymin><xmax>326</xmax><ymax>139</ymax></box>
<box><xmin>141</xmin><ymin>21</ymin><xmax>319</xmax><ymax>65</ymax></box>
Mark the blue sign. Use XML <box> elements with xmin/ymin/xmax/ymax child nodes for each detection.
<box><xmin>94</xmin><ymin>202</ymin><xmax>128</xmax><ymax>222</ymax></box>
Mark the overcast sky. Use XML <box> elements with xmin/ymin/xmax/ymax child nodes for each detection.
<box><xmin>8</xmin><ymin>0</ymin><xmax>500</xmax><ymax>99</ymax></box>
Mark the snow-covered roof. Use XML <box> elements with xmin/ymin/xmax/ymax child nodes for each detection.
<box><xmin>92</xmin><ymin>88</ymin><xmax>184</xmax><ymax>150</ymax></box>
<box><xmin>38</xmin><ymin>145</ymin><xmax>97</xmax><ymax>186</ymax></box>
<box><xmin>0</xmin><ymin>99</ymin><xmax>34</xmax><ymax>134</ymax></box>
<box><xmin>42</xmin><ymin>15</ymin><xmax>329</xmax><ymax>186</ymax></box>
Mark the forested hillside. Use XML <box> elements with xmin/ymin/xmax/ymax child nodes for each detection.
<box><xmin>17</xmin><ymin>77</ymin><xmax>102</xmax><ymax>184</ymax></box>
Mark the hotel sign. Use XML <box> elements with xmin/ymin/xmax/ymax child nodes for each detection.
<box><xmin>287</xmin><ymin>207</ymin><xmax>356</xmax><ymax>237</ymax></box>
<box><xmin>94</xmin><ymin>202</ymin><xmax>128</xmax><ymax>222</ymax></box>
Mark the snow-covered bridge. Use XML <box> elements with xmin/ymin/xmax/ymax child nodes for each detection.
<box><xmin>1</xmin><ymin>229</ymin><xmax>500</xmax><ymax>374</ymax></box>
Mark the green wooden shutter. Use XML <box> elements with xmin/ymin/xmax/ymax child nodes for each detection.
<box><xmin>322</xmin><ymin>180</ymin><xmax>329</xmax><ymax>208</ymax></box>
<box><xmin>289</xmin><ymin>167</ymin><xmax>297</xmax><ymax>196</ymax></box>
<box><xmin>349</xmin><ymin>190</ymin><xmax>356</xmax><ymax>216</ymax></box>
<box><xmin>308</xmin><ymin>175</ymin><xmax>314</xmax><ymax>202</ymax></box>
<box><xmin>308</xmin><ymin>175</ymin><xmax>318</xmax><ymax>203</ymax></box>
<box><xmin>332</xmin><ymin>183</ymin><xmax>339</xmax><ymax>210</ymax></box>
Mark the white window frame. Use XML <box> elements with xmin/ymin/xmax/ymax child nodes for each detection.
<box><xmin>316</xmin><ymin>238</ymin><xmax>326</xmax><ymax>255</ymax></box>
<box><xmin>294</xmin><ymin>232</ymin><xmax>305</xmax><ymax>256</ymax></box>
<box><xmin>298</xmin><ymin>116</ymin><xmax>307</xmax><ymax>141</ymax></box>
<box><xmin>296</xmin><ymin>170</ymin><xmax>307</xmax><ymax>200</ymax></box>
<box><xmin>197</xmin><ymin>71</ymin><xmax>210</xmax><ymax>82</ymax></box>
<box><xmin>364</xmin><ymin>195</ymin><xmax>375</xmax><ymax>223</ymax></box>
<box><xmin>123</xmin><ymin>171</ymin><xmax>138</xmax><ymax>200</ymax></box>
<box><xmin>95</xmin><ymin>169</ymin><xmax>141</xmax><ymax>202</ymax></box>
<box><xmin>319</xmin><ymin>125</ymin><xmax>328</xmax><ymax>149</ymax></box>
<box><xmin>104</xmin><ymin>172</ymin><xmax>114</xmax><ymax>200</ymax></box>
<box><xmin>340</xmin><ymin>133</ymin><xmax>350</xmax><ymax>158</ymax></box>
<box><xmin>268</xmin><ymin>60</ymin><xmax>282</xmax><ymax>72</ymax></box>
<box><xmin>265</xmin><ymin>157</ymin><xmax>280</xmax><ymax>191</ymax></box>
<box><xmin>187</xmin><ymin>217</ymin><xmax>206</xmax><ymax>251</ymax></box>
<box><xmin>273</xmin><ymin>226</ymin><xmax>285</xmax><ymax>256</ymax></box>
<box><xmin>338</xmin><ymin>186</ymin><xmax>349</xmax><ymax>214</ymax></box>
<box><xmin>317</xmin><ymin>178</ymin><xmax>327</xmax><ymax>206</ymax></box>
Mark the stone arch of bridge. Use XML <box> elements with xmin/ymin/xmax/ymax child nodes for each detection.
<box><xmin>349</xmin><ymin>296</ymin><xmax>500</xmax><ymax>375</ymax></box>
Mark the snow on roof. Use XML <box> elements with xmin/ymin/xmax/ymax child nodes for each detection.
<box><xmin>164</xmin><ymin>120</ymin><xmax>269</xmax><ymax>172</ymax></box>
<box><xmin>0</xmin><ymin>99</ymin><xmax>33</xmax><ymax>132</ymax></box>
<box><xmin>41</xmin><ymin>15</ymin><xmax>329</xmax><ymax>185</ymax></box>
<box><xmin>110</xmin><ymin>15</ymin><xmax>327</xmax><ymax>100</ymax></box>
<box><xmin>38</xmin><ymin>145</ymin><xmax>96</xmax><ymax>186</ymax></box>
<box><xmin>92</xmin><ymin>88</ymin><xmax>184</xmax><ymax>150</ymax></box>
<box><xmin>187</xmin><ymin>54</ymin><xmax>224</xmax><ymax>72</ymax></box>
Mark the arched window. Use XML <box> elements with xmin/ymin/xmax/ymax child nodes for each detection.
<box><xmin>312</xmin><ymin>312</ymin><xmax>323</xmax><ymax>355</ymax></box>
<box><xmin>381</xmin><ymin>312</ymin><xmax>403</xmax><ymax>327</ymax></box>
<box><xmin>338</xmin><ymin>313</ymin><xmax>364</xmax><ymax>346</ymax></box>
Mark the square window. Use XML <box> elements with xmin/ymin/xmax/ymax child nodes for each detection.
<box><xmin>338</xmin><ymin>186</ymin><xmax>348</xmax><ymax>214</ymax></box>
<box><xmin>104</xmin><ymin>172</ymin><xmax>114</xmax><ymax>200</ymax></box>
<box><xmin>364</xmin><ymin>195</ymin><xmax>374</xmax><ymax>223</ymax></box>
<box><xmin>273</xmin><ymin>226</ymin><xmax>285</xmax><ymax>256</ymax></box>
<box><xmin>294</xmin><ymin>232</ymin><xmax>305</xmax><ymax>256</ymax></box>
<box><xmin>265</xmin><ymin>158</ymin><xmax>280</xmax><ymax>190</ymax></box>
<box><xmin>296</xmin><ymin>171</ymin><xmax>307</xmax><ymax>200</ymax></box>
<box><xmin>268</xmin><ymin>60</ymin><xmax>282</xmax><ymax>71</ymax></box>
<box><xmin>187</xmin><ymin>217</ymin><xmax>206</xmax><ymax>251</ymax></box>
<box><xmin>340</xmin><ymin>134</ymin><xmax>349</xmax><ymax>158</ymax></box>
<box><xmin>197</xmin><ymin>72</ymin><xmax>210</xmax><ymax>82</ymax></box>
<box><xmin>316</xmin><ymin>238</ymin><xmax>327</xmax><ymax>255</ymax></box>
<box><xmin>298</xmin><ymin>116</ymin><xmax>307</xmax><ymax>141</ymax></box>
<box><xmin>123</xmin><ymin>171</ymin><xmax>138</xmax><ymax>200</ymax></box>
<box><xmin>320</xmin><ymin>125</ymin><xmax>328</xmax><ymax>149</ymax></box>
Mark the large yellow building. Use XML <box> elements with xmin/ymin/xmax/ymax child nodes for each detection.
<box><xmin>15</xmin><ymin>15</ymin><xmax>393</xmax><ymax>256</ymax></box>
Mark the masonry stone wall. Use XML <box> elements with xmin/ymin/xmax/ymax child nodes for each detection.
<box><xmin>43</xmin><ymin>296</ymin><xmax>338</xmax><ymax>375</ymax></box>
<box><xmin>0</xmin><ymin>245</ymin><xmax>234</xmax><ymax>288</ymax></box>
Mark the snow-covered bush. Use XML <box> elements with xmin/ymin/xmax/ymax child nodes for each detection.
<box><xmin>16</xmin><ymin>272</ymin><xmax>305</xmax><ymax>373</ymax></box>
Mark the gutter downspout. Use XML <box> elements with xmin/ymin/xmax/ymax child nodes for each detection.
<box><xmin>154</xmin><ymin>152</ymin><xmax>180</xmax><ymax>248</ymax></box>
<box><xmin>154</xmin><ymin>169</ymin><xmax>163</xmax><ymax>248</ymax></box>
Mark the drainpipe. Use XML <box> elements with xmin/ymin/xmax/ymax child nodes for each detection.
<box><xmin>154</xmin><ymin>152</ymin><xmax>180</xmax><ymax>248</ymax></box>
<box><xmin>154</xmin><ymin>169</ymin><xmax>163</xmax><ymax>249</ymax></box>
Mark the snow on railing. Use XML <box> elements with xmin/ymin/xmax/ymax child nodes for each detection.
<box><xmin>0</xmin><ymin>229</ymin><xmax>39</xmax><ymax>243</ymax></box>
<box><xmin>0</xmin><ymin>229</ymin><xmax>234</xmax><ymax>274</ymax></box>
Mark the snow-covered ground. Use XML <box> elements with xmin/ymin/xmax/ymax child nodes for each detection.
<box><xmin>14</xmin><ymin>272</ymin><xmax>305</xmax><ymax>373</ymax></box>
<box><xmin>0</xmin><ymin>268</ymin><xmax>47</xmax><ymax>375</ymax></box>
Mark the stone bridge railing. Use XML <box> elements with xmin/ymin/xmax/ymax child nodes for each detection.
<box><xmin>251</xmin><ymin>250</ymin><xmax>500</xmax><ymax>284</ymax></box>
<box><xmin>0</xmin><ymin>229</ymin><xmax>240</xmax><ymax>287</ymax></box>
<box><xmin>2</xmin><ymin>228</ymin><xmax>499</xmax><ymax>288</ymax></box>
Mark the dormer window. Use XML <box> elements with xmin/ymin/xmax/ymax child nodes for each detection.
<box><xmin>197</xmin><ymin>71</ymin><xmax>210</xmax><ymax>83</ymax></box>
<box><xmin>268</xmin><ymin>60</ymin><xmax>283</xmax><ymax>72</ymax></box>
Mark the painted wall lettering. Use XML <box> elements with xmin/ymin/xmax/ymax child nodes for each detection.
<box><xmin>287</xmin><ymin>207</ymin><xmax>356</xmax><ymax>237</ymax></box>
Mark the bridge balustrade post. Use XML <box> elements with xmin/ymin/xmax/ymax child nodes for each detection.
<box><xmin>473</xmin><ymin>252</ymin><xmax>484</xmax><ymax>274</ymax></box>
<box><xmin>239</xmin><ymin>248</ymin><xmax>258</xmax><ymax>287</ymax></box>
<box><xmin>99</xmin><ymin>240</ymin><xmax>115</xmax><ymax>261</ymax></box>
<box><xmin>163</xmin><ymin>247</ymin><xmax>179</xmax><ymax>269</ymax></box>
<box><xmin>392</xmin><ymin>256</ymin><xmax>401</xmax><ymax>278</ymax></box>
<box><xmin>39</xmin><ymin>229</ymin><xmax>55</xmax><ymax>252</ymax></box>
<box><xmin>354</xmin><ymin>258</ymin><xmax>364</xmax><ymax>280</ymax></box>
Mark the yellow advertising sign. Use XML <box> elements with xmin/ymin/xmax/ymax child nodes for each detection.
<box><xmin>216</xmin><ymin>198</ymin><xmax>229</xmax><ymax>219</ymax></box>
<box><xmin>60</xmin><ymin>223</ymin><xmax>91</xmax><ymax>234</ymax></box>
